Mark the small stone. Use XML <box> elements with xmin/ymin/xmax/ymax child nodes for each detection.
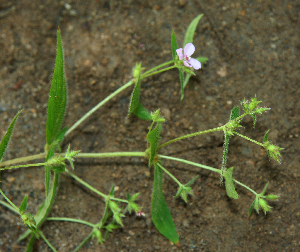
<box><xmin>178</xmin><ymin>0</ymin><xmax>187</xmax><ymax>7</ymax></box>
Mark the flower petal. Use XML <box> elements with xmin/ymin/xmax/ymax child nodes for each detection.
<box><xmin>189</xmin><ymin>58</ymin><xmax>201</xmax><ymax>70</ymax></box>
<box><xmin>183</xmin><ymin>60</ymin><xmax>192</xmax><ymax>68</ymax></box>
<box><xmin>184</xmin><ymin>43</ymin><xmax>195</xmax><ymax>57</ymax></box>
<box><xmin>176</xmin><ymin>48</ymin><xmax>183</xmax><ymax>60</ymax></box>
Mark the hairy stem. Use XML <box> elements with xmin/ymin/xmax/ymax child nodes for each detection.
<box><xmin>158</xmin><ymin>126</ymin><xmax>224</xmax><ymax>149</ymax></box>
<box><xmin>66</xmin><ymin>80</ymin><xmax>134</xmax><ymax>136</ymax></box>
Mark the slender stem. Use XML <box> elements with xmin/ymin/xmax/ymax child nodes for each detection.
<box><xmin>0</xmin><ymin>162</ymin><xmax>46</xmax><ymax>171</ymax></box>
<box><xmin>0</xmin><ymin>153</ymin><xmax>46</xmax><ymax>168</ymax></box>
<box><xmin>142</xmin><ymin>60</ymin><xmax>173</xmax><ymax>77</ymax></box>
<box><xmin>39</xmin><ymin>230</ymin><xmax>57</xmax><ymax>252</ymax></box>
<box><xmin>65</xmin><ymin>80</ymin><xmax>134</xmax><ymax>136</ymax></box>
<box><xmin>73</xmin><ymin>231</ymin><xmax>94</xmax><ymax>252</ymax></box>
<box><xmin>0</xmin><ymin>200</ymin><xmax>19</xmax><ymax>214</ymax></box>
<box><xmin>141</xmin><ymin>66</ymin><xmax>177</xmax><ymax>79</ymax></box>
<box><xmin>0</xmin><ymin>190</ymin><xmax>19</xmax><ymax>212</ymax></box>
<box><xmin>158</xmin><ymin>155</ymin><xmax>221</xmax><ymax>174</ymax></box>
<box><xmin>46</xmin><ymin>217</ymin><xmax>94</xmax><ymax>227</ymax></box>
<box><xmin>234</xmin><ymin>132</ymin><xmax>264</xmax><ymax>147</ymax></box>
<box><xmin>36</xmin><ymin>172</ymin><xmax>60</xmax><ymax>228</ymax></box>
<box><xmin>156</xmin><ymin>163</ymin><xmax>181</xmax><ymax>186</ymax></box>
<box><xmin>159</xmin><ymin>155</ymin><xmax>258</xmax><ymax>196</ymax></box>
<box><xmin>65</xmin><ymin>168</ymin><xmax>107</xmax><ymax>199</ymax></box>
<box><xmin>233</xmin><ymin>179</ymin><xmax>257</xmax><ymax>195</ymax></box>
<box><xmin>158</xmin><ymin>126</ymin><xmax>224</xmax><ymax>149</ymax></box>
<box><xmin>76</xmin><ymin>152</ymin><xmax>145</xmax><ymax>159</ymax></box>
<box><xmin>109</xmin><ymin>197</ymin><xmax>128</xmax><ymax>204</ymax></box>
<box><xmin>26</xmin><ymin>232</ymin><xmax>35</xmax><ymax>252</ymax></box>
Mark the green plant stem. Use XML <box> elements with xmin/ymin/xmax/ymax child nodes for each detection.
<box><xmin>0</xmin><ymin>199</ymin><xmax>19</xmax><ymax>214</ymax></box>
<box><xmin>0</xmin><ymin>153</ymin><xmax>46</xmax><ymax>168</ymax></box>
<box><xmin>65</xmin><ymin>168</ymin><xmax>107</xmax><ymax>199</ymax></box>
<box><xmin>0</xmin><ymin>189</ymin><xmax>19</xmax><ymax>211</ymax></box>
<box><xmin>74</xmin><ymin>231</ymin><xmax>94</xmax><ymax>252</ymax></box>
<box><xmin>39</xmin><ymin>230</ymin><xmax>57</xmax><ymax>252</ymax></box>
<box><xmin>141</xmin><ymin>60</ymin><xmax>173</xmax><ymax>77</ymax></box>
<box><xmin>141</xmin><ymin>65</ymin><xmax>177</xmax><ymax>79</ymax></box>
<box><xmin>76</xmin><ymin>152</ymin><xmax>145</xmax><ymax>159</ymax></box>
<box><xmin>26</xmin><ymin>232</ymin><xmax>36</xmax><ymax>252</ymax></box>
<box><xmin>158</xmin><ymin>155</ymin><xmax>221</xmax><ymax>173</ymax></box>
<box><xmin>0</xmin><ymin>162</ymin><xmax>46</xmax><ymax>171</ymax></box>
<box><xmin>156</xmin><ymin>163</ymin><xmax>181</xmax><ymax>186</ymax></box>
<box><xmin>36</xmin><ymin>172</ymin><xmax>59</xmax><ymax>228</ymax></box>
<box><xmin>233</xmin><ymin>179</ymin><xmax>257</xmax><ymax>195</ymax></box>
<box><xmin>234</xmin><ymin>131</ymin><xmax>264</xmax><ymax>147</ymax></box>
<box><xmin>159</xmin><ymin>155</ymin><xmax>258</xmax><ymax>196</ymax></box>
<box><xmin>65</xmin><ymin>79</ymin><xmax>134</xmax><ymax>136</ymax></box>
<box><xmin>47</xmin><ymin>217</ymin><xmax>94</xmax><ymax>227</ymax></box>
<box><xmin>158</xmin><ymin>126</ymin><xmax>224</xmax><ymax>149</ymax></box>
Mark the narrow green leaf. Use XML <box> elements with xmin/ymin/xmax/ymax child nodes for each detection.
<box><xmin>254</xmin><ymin>197</ymin><xmax>260</xmax><ymax>213</ymax></box>
<box><xmin>0</xmin><ymin>110</ymin><xmax>22</xmax><ymax>161</ymax></box>
<box><xmin>152</xmin><ymin>163</ymin><xmax>179</xmax><ymax>245</ymax></box>
<box><xmin>109</xmin><ymin>185</ymin><xmax>116</xmax><ymax>197</ymax></box>
<box><xmin>183</xmin><ymin>14</ymin><xmax>204</xmax><ymax>47</ymax></box>
<box><xmin>251</xmin><ymin>113</ymin><xmax>257</xmax><ymax>128</ymax></box>
<box><xmin>19</xmin><ymin>195</ymin><xmax>28</xmax><ymax>215</ymax></box>
<box><xmin>46</xmin><ymin>29</ymin><xmax>67</xmax><ymax>145</ymax></box>
<box><xmin>54</xmin><ymin>126</ymin><xmax>68</xmax><ymax>143</ymax></box>
<box><xmin>260</xmin><ymin>182</ymin><xmax>269</xmax><ymax>196</ymax></box>
<box><xmin>171</xmin><ymin>30</ymin><xmax>178</xmax><ymax>61</ymax></box>
<box><xmin>128</xmin><ymin>77</ymin><xmax>141</xmax><ymax>116</ymax></box>
<box><xmin>179</xmin><ymin>68</ymin><xmax>184</xmax><ymax>100</ymax></box>
<box><xmin>248</xmin><ymin>199</ymin><xmax>255</xmax><ymax>216</ymax></box>
<box><xmin>133</xmin><ymin>102</ymin><xmax>152</xmax><ymax>120</ymax></box>
<box><xmin>263</xmin><ymin>129</ymin><xmax>270</xmax><ymax>143</ymax></box>
<box><xmin>185</xmin><ymin>175</ymin><xmax>199</xmax><ymax>187</ymax></box>
<box><xmin>230</xmin><ymin>106</ymin><xmax>240</xmax><ymax>121</ymax></box>
<box><xmin>146</xmin><ymin>123</ymin><xmax>162</xmax><ymax>166</ymax></box>
<box><xmin>224</xmin><ymin>167</ymin><xmax>239</xmax><ymax>199</ymax></box>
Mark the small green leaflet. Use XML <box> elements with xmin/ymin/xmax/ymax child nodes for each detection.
<box><xmin>146</xmin><ymin>123</ymin><xmax>162</xmax><ymax>166</ymax></box>
<box><xmin>19</xmin><ymin>195</ymin><xmax>28</xmax><ymax>215</ymax></box>
<box><xmin>46</xmin><ymin>29</ymin><xmax>67</xmax><ymax>145</ymax></box>
<box><xmin>0</xmin><ymin>110</ymin><xmax>22</xmax><ymax>161</ymax></box>
<box><xmin>224</xmin><ymin>167</ymin><xmax>239</xmax><ymax>199</ymax></box>
<box><xmin>171</xmin><ymin>30</ymin><xmax>178</xmax><ymax>61</ymax></box>
<box><xmin>230</xmin><ymin>106</ymin><xmax>240</xmax><ymax>121</ymax></box>
<box><xmin>128</xmin><ymin>76</ymin><xmax>151</xmax><ymax>120</ymax></box>
<box><xmin>152</xmin><ymin>163</ymin><xmax>179</xmax><ymax>245</ymax></box>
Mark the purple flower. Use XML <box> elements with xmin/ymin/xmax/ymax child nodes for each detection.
<box><xmin>176</xmin><ymin>43</ymin><xmax>201</xmax><ymax>70</ymax></box>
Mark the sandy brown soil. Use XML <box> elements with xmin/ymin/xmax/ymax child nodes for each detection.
<box><xmin>0</xmin><ymin>1</ymin><xmax>299</xmax><ymax>251</ymax></box>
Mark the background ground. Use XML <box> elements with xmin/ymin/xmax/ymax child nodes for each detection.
<box><xmin>0</xmin><ymin>0</ymin><xmax>299</xmax><ymax>251</ymax></box>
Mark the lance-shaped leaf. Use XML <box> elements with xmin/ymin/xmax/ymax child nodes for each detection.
<box><xmin>224</xmin><ymin>167</ymin><xmax>239</xmax><ymax>199</ymax></box>
<box><xmin>152</xmin><ymin>163</ymin><xmax>179</xmax><ymax>245</ymax></box>
<box><xmin>183</xmin><ymin>14</ymin><xmax>204</xmax><ymax>47</ymax></box>
<box><xmin>171</xmin><ymin>30</ymin><xmax>178</xmax><ymax>61</ymax></box>
<box><xmin>230</xmin><ymin>106</ymin><xmax>240</xmax><ymax>120</ymax></box>
<box><xmin>133</xmin><ymin>103</ymin><xmax>151</xmax><ymax>120</ymax></box>
<box><xmin>0</xmin><ymin>110</ymin><xmax>22</xmax><ymax>161</ymax></box>
<box><xmin>146</xmin><ymin>123</ymin><xmax>162</xmax><ymax>166</ymax></box>
<box><xmin>46</xmin><ymin>29</ymin><xmax>67</xmax><ymax>145</ymax></box>
<box><xmin>128</xmin><ymin>77</ymin><xmax>151</xmax><ymax>120</ymax></box>
<box><xmin>19</xmin><ymin>195</ymin><xmax>28</xmax><ymax>215</ymax></box>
